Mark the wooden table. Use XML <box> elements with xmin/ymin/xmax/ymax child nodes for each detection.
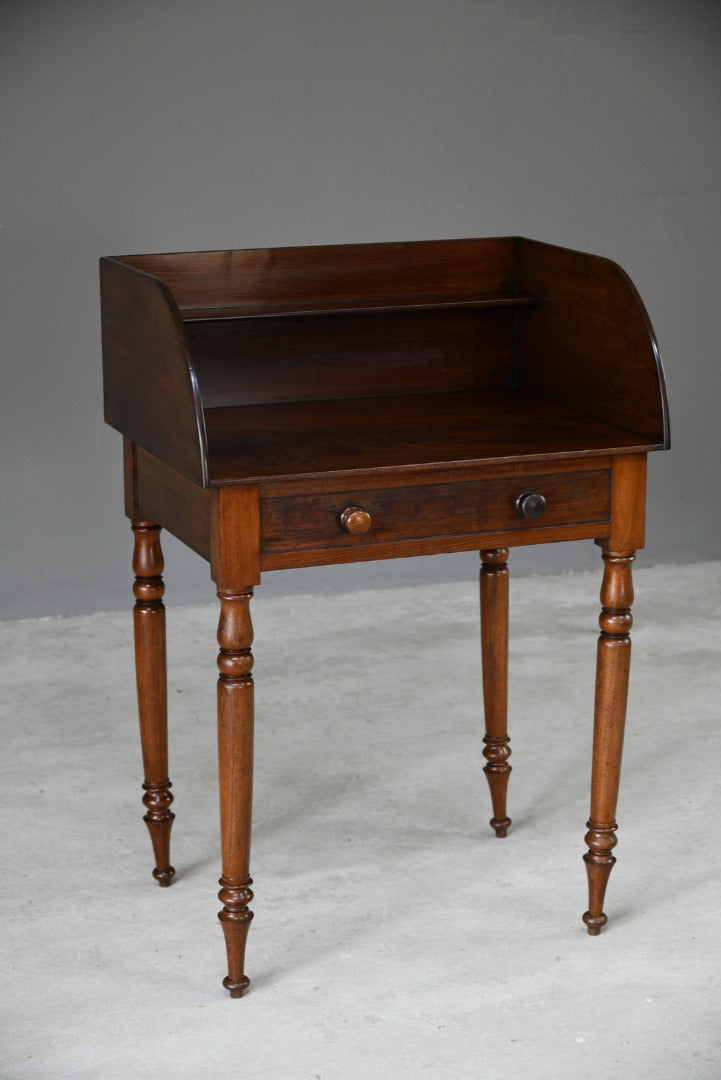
<box><xmin>101</xmin><ymin>237</ymin><xmax>669</xmax><ymax>996</ymax></box>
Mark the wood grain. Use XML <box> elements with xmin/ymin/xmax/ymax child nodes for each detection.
<box><xmin>216</xmin><ymin>588</ymin><xmax>255</xmax><ymax>997</ymax></box>
<box><xmin>583</xmin><ymin>548</ymin><xmax>636</xmax><ymax>935</ymax></box>
<box><xmin>101</xmin><ymin>258</ymin><xmax>208</xmax><ymax>485</ymax></box>
<box><xmin>187</xmin><ymin>306</ymin><xmax>516</xmax><ymax>408</ymax></box>
<box><xmin>480</xmin><ymin>549</ymin><xmax>512</xmax><ymax>837</ymax></box>
<box><xmin>260</xmin><ymin>467</ymin><xmax>611</xmax><ymax>558</ymax></box>
<box><xmin>205</xmin><ymin>389</ymin><xmax>654</xmax><ymax>486</ymax></box>
<box><xmin>131</xmin><ymin>519</ymin><xmax>175</xmax><ymax>887</ymax></box>
<box><xmin>110</xmin><ymin>237</ymin><xmax>518</xmax><ymax>311</ymax></box>
<box><xmin>517</xmin><ymin>239</ymin><xmax>670</xmax><ymax>447</ymax></box>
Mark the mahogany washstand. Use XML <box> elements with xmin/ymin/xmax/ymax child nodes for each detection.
<box><xmin>100</xmin><ymin>237</ymin><xmax>669</xmax><ymax>996</ymax></box>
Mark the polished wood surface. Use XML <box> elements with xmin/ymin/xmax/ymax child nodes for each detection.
<box><xmin>583</xmin><ymin>548</ymin><xmax>635</xmax><ymax>934</ymax></box>
<box><xmin>101</xmin><ymin>237</ymin><xmax>669</xmax><ymax>996</ymax></box>
<box><xmin>109</xmin><ymin>237</ymin><xmax>518</xmax><ymax>311</ymax></box>
<box><xmin>101</xmin><ymin>259</ymin><xmax>208</xmax><ymax>485</ymax></box>
<box><xmin>102</xmin><ymin>236</ymin><xmax>669</xmax><ymax>489</ymax></box>
<box><xmin>203</xmin><ymin>388</ymin><xmax>654</xmax><ymax>486</ymax></box>
<box><xmin>131</xmin><ymin>519</ymin><xmax>174</xmax><ymax>887</ymax></box>
<box><xmin>260</xmin><ymin>464</ymin><xmax>611</xmax><ymax>562</ymax></box>
<box><xmin>480</xmin><ymin>549</ymin><xmax>511</xmax><ymax>838</ymax></box>
<box><xmin>186</xmin><ymin>306</ymin><xmax>518</xmax><ymax>408</ymax></box>
<box><xmin>216</xmin><ymin>588</ymin><xmax>255</xmax><ymax>997</ymax></box>
<box><xmin>518</xmin><ymin>240</ymin><xmax>668</xmax><ymax>446</ymax></box>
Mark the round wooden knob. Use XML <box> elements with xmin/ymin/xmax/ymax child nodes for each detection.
<box><xmin>514</xmin><ymin>490</ymin><xmax>547</xmax><ymax>520</ymax></box>
<box><xmin>340</xmin><ymin>506</ymin><xmax>372</xmax><ymax>536</ymax></box>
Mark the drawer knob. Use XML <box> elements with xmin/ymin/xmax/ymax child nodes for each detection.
<box><xmin>514</xmin><ymin>489</ymin><xmax>547</xmax><ymax>520</ymax></box>
<box><xmin>340</xmin><ymin>506</ymin><xmax>372</xmax><ymax>536</ymax></box>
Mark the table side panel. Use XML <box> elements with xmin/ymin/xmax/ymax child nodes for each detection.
<box><xmin>133</xmin><ymin>446</ymin><xmax>214</xmax><ymax>561</ymax></box>
<box><xmin>517</xmin><ymin>239</ymin><xmax>669</xmax><ymax>447</ymax></box>
<box><xmin>101</xmin><ymin>257</ymin><xmax>208</xmax><ymax>486</ymax></box>
<box><xmin>131</xmin><ymin>446</ymin><xmax>263</xmax><ymax>586</ymax></box>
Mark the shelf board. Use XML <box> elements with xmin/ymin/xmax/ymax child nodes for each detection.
<box><xmin>204</xmin><ymin>387</ymin><xmax>657</xmax><ymax>485</ymax></box>
<box><xmin>181</xmin><ymin>292</ymin><xmax>540</xmax><ymax>322</ymax></box>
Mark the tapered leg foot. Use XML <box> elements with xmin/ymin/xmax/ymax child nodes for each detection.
<box><xmin>132</xmin><ymin>519</ymin><xmax>175</xmax><ymax>887</ymax></box>
<box><xmin>219</xmin><ymin>877</ymin><xmax>254</xmax><ymax>997</ymax></box>
<box><xmin>480</xmin><ymin>549</ymin><xmax>512</xmax><ymax>837</ymax></box>
<box><xmin>143</xmin><ymin>779</ymin><xmax>175</xmax><ymax>886</ymax></box>
<box><xmin>582</xmin><ymin>549</ymin><xmax>634</xmax><ymax>935</ymax></box>
<box><xmin>483</xmin><ymin>735</ymin><xmax>512</xmax><ymax>837</ymax></box>
<box><xmin>583</xmin><ymin>820</ymin><xmax>617</xmax><ymax>934</ymax></box>
<box><xmin>217</xmin><ymin>588</ymin><xmax>255</xmax><ymax>997</ymax></box>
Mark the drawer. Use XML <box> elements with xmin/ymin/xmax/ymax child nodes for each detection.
<box><xmin>260</xmin><ymin>468</ymin><xmax>612</xmax><ymax>556</ymax></box>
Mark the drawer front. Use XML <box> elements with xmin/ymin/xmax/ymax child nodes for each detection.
<box><xmin>260</xmin><ymin>469</ymin><xmax>611</xmax><ymax>556</ymax></box>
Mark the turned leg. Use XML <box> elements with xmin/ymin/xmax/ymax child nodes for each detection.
<box><xmin>583</xmin><ymin>549</ymin><xmax>635</xmax><ymax>935</ymax></box>
<box><xmin>480</xmin><ymin>548</ymin><xmax>511</xmax><ymax>837</ymax></box>
<box><xmin>216</xmin><ymin>587</ymin><xmax>255</xmax><ymax>997</ymax></box>
<box><xmin>131</xmin><ymin>519</ymin><xmax>175</xmax><ymax>886</ymax></box>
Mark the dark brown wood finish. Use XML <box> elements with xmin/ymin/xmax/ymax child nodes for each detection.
<box><xmin>101</xmin><ymin>259</ymin><xmax>208</xmax><ymax>485</ymax></box>
<box><xmin>101</xmin><ymin>236</ymin><xmax>669</xmax><ymax>996</ymax></box>
<box><xmin>203</xmin><ymin>389</ymin><xmax>649</xmax><ymax>486</ymax></box>
<box><xmin>186</xmin><ymin>306</ymin><xmax>518</xmax><ymax>408</ymax></box>
<box><xmin>517</xmin><ymin>239</ymin><xmax>669</xmax><ymax>447</ymax></box>
<box><xmin>259</xmin><ymin>465</ymin><xmax>611</xmax><ymax>562</ymax></box>
<box><xmin>111</xmin><ymin>237</ymin><xmax>518</xmax><ymax>311</ymax></box>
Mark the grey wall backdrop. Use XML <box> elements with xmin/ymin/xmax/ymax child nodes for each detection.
<box><xmin>2</xmin><ymin>0</ymin><xmax>719</xmax><ymax>619</ymax></box>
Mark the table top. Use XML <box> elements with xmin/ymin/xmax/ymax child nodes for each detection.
<box><xmin>204</xmin><ymin>387</ymin><xmax>658</xmax><ymax>487</ymax></box>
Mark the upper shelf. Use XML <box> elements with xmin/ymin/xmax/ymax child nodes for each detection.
<box><xmin>179</xmin><ymin>291</ymin><xmax>541</xmax><ymax>322</ymax></box>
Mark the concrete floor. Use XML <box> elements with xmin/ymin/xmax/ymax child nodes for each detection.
<box><xmin>1</xmin><ymin>561</ymin><xmax>720</xmax><ymax>1079</ymax></box>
